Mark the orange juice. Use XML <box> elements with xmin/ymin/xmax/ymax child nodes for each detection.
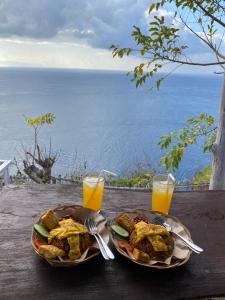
<box><xmin>152</xmin><ymin>179</ymin><xmax>174</xmax><ymax>214</ymax></box>
<box><xmin>83</xmin><ymin>176</ymin><xmax>104</xmax><ymax>212</ymax></box>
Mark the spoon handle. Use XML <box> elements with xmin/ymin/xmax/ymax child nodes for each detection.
<box><xmin>97</xmin><ymin>233</ymin><xmax>115</xmax><ymax>259</ymax></box>
<box><xmin>172</xmin><ymin>231</ymin><xmax>204</xmax><ymax>253</ymax></box>
<box><xmin>93</xmin><ymin>234</ymin><xmax>109</xmax><ymax>260</ymax></box>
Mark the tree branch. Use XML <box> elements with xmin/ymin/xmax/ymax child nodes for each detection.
<box><xmin>153</xmin><ymin>55</ymin><xmax>225</xmax><ymax>66</ymax></box>
<box><xmin>193</xmin><ymin>0</ymin><xmax>225</xmax><ymax>28</ymax></box>
<box><xmin>179</xmin><ymin>11</ymin><xmax>225</xmax><ymax>61</ymax></box>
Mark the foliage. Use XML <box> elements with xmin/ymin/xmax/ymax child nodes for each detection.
<box><xmin>159</xmin><ymin>113</ymin><xmax>216</xmax><ymax>171</ymax></box>
<box><xmin>192</xmin><ymin>165</ymin><xmax>211</xmax><ymax>185</ymax></box>
<box><xmin>22</xmin><ymin>113</ymin><xmax>58</xmax><ymax>184</ymax></box>
<box><xmin>22</xmin><ymin>113</ymin><xmax>55</xmax><ymax>153</ymax></box>
<box><xmin>111</xmin><ymin>1</ymin><xmax>225</xmax><ymax>90</ymax></box>
<box><xmin>106</xmin><ymin>172</ymin><xmax>155</xmax><ymax>188</ymax></box>
<box><xmin>111</xmin><ymin>0</ymin><xmax>225</xmax><ymax>176</ymax></box>
<box><xmin>22</xmin><ymin>113</ymin><xmax>55</xmax><ymax>127</ymax></box>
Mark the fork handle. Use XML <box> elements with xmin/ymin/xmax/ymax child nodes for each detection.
<box><xmin>93</xmin><ymin>234</ymin><xmax>109</xmax><ymax>260</ymax></box>
<box><xmin>97</xmin><ymin>233</ymin><xmax>115</xmax><ymax>259</ymax></box>
<box><xmin>172</xmin><ymin>231</ymin><xmax>204</xmax><ymax>253</ymax></box>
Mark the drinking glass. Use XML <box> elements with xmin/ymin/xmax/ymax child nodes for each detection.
<box><xmin>151</xmin><ymin>174</ymin><xmax>175</xmax><ymax>214</ymax></box>
<box><xmin>83</xmin><ymin>176</ymin><xmax>105</xmax><ymax>212</ymax></box>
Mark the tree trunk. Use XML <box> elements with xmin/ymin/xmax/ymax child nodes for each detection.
<box><xmin>210</xmin><ymin>73</ymin><xmax>225</xmax><ymax>189</ymax></box>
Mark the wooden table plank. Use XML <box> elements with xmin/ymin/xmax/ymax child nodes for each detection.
<box><xmin>0</xmin><ymin>184</ymin><xmax>225</xmax><ymax>300</ymax></box>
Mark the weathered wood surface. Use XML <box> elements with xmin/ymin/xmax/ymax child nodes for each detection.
<box><xmin>0</xmin><ymin>184</ymin><xmax>225</xmax><ymax>300</ymax></box>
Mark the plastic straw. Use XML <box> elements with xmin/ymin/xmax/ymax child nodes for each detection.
<box><xmin>166</xmin><ymin>173</ymin><xmax>175</xmax><ymax>195</ymax></box>
<box><xmin>98</xmin><ymin>169</ymin><xmax>117</xmax><ymax>180</ymax></box>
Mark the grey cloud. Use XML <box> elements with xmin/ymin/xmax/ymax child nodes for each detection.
<box><xmin>0</xmin><ymin>0</ymin><xmax>151</xmax><ymax>48</ymax></box>
<box><xmin>0</xmin><ymin>0</ymin><xmax>210</xmax><ymax>55</ymax></box>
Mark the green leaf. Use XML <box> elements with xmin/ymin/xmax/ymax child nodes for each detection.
<box><xmin>148</xmin><ymin>3</ymin><xmax>155</xmax><ymax>13</ymax></box>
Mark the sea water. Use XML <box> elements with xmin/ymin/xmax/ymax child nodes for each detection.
<box><xmin>0</xmin><ymin>67</ymin><xmax>222</xmax><ymax>180</ymax></box>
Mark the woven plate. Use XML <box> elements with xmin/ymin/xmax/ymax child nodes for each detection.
<box><xmin>108</xmin><ymin>209</ymin><xmax>192</xmax><ymax>269</ymax></box>
<box><xmin>31</xmin><ymin>205</ymin><xmax>109</xmax><ymax>267</ymax></box>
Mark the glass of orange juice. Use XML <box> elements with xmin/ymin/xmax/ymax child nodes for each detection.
<box><xmin>151</xmin><ymin>174</ymin><xmax>175</xmax><ymax>214</ymax></box>
<box><xmin>83</xmin><ymin>176</ymin><xmax>105</xmax><ymax>212</ymax></box>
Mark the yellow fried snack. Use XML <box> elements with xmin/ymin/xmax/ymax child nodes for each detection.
<box><xmin>147</xmin><ymin>235</ymin><xmax>168</xmax><ymax>252</ymax></box>
<box><xmin>48</xmin><ymin>227</ymin><xmax>80</xmax><ymax>243</ymax></box>
<box><xmin>132</xmin><ymin>248</ymin><xmax>150</xmax><ymax>263</ymax></box>
<box><xmin>48</xmin><ymin>223</ymin><xmax>88</xmax><ymax>243</ymax></box>
<box><xmin>116</xmin><ymin>213</ymin><xmax>134</xmax><ymax>233</ymax></box>
<box><xmin>40</xmin><ymin>210</ymin><xmax>58</xmax><ymax>231</ymax></box>
<box><xmin>39</xmin><ymin>245</ymin><xmax>65</xmax><ymax>260</ymax></box>
<box><xmin>60</xmin><ymin>219</ymin><xmax>87</xmax><ymax>232</ymax></box>
<box><xmin>59</xmin><ymin>218</ymin><xmax>77</xmax><ymax>228</ymax></box>
<box><xmin>135</xmin><ymin>221</ymin><xmax>168</xmax><ymax>243</ymax></box>
<box><xmin>68</xmin><ymin>235</ymin><xmax>81</xmax><ymax>260</ymax></box>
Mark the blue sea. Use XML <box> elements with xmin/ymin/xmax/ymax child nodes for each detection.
<box><xmin>0</xmin><ymin>67</ymin><xmax>222</xmax><ymax>180</ymax></box>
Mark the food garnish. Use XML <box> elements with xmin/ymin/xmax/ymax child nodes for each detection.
<box><xmin>117</xmin><ymin>240</ymin><xmax>134</xmax><ymax>252</ymax></box>
<box><xmin>111</xmin><ymin>224</ymin><xmax>129</xmax><ymax>238</ymax></box>
<box><xmin>33</xmin><ymin>224</ymin><xmax>49</xmax><ymax>239</ymax></box>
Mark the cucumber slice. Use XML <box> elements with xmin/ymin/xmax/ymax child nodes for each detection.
<box><xmin>33</xmin><ymin>224</ymin><xmax>49</xmax><ymax>239</ymax></box>
<box><xmin>111</xmin><ymin>224</ymin><xmax>129</xmax><ymax>238</ymax></box>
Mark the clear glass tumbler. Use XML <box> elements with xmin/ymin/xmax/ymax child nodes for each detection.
<box><xmin>152</xmin><ymin>174</ymin><xmax>175</xmax><ymax>214</ymax></box>
<box><xmin>83</xmin><ymin>176</ymin><xmax>105</xmax><ymax>212</ymax></box>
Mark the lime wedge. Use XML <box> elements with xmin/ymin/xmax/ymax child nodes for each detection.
<box><xmin>33</xmin><ymin>224</ymin><xmax>49</xmax><ymax>239</ymax></box>
<box><xmin>111</xmin><ymin>224</ymin><xmax>129</xmax><ymax>238</ymax></box>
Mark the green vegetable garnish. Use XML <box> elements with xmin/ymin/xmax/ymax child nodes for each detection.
<box><xmin>33</xmin><ymin>224</ymin><xmax>49</xmax><ymax>239</ymax></box>
<box><xmin>111</xmin><ymin>224</ymin><xmax>129</xmax><ymax>238</ymax></box>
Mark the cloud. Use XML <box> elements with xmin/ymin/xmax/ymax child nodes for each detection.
<box><xmin>0</xmin><ymin>0</ymin><xmax>223</xmax><ymax>73</ymax></box>
<box><xmin>0</xmin><ymin>0</ymin><xmax>151</xmax><ymax>48</ymax></box>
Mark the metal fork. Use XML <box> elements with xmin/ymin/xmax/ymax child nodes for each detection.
<box><xmin>85</xmin><ymin>218</ymin><xmax>109</xmax><ymax>260</ymax></box>
<box><xmin>86</xmin><ymin>218</ymin><xmax>115</xmax><ymax>260</ymax></box>
<box><xmin>154</xmin><ymin>216</ymin><xmax>204</xmax><ymax>254</ymax></box>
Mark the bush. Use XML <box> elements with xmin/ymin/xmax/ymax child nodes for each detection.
<box><xmin>192</xmin><ymin>166</ymin><xmax>211</xmax><ymax>185</ymax></box>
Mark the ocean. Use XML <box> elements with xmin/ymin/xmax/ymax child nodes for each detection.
<box><xmin>0</xmin><ymin>67</ymin><xmax>222</xmax><ymax>180</ymax></box>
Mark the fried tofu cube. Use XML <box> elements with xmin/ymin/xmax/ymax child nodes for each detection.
<box><xmin>132</xmin><ymin>248</ymin><xmax>150</xmax><ymax>263</ymax></box>
<box><xmin>68</xmin><ymin>235</ymin><xmax>81</xmax><ymax>260</ymax></box>
<box><xmin>116</xmin><ymin>213</ymin><xmax>134</xmax><ymax>233</ymax></box>
<box><xmin>39</xmin><ymin>245</ymin><xmax>65</xmax><ymax>260</ymax></box>
<box><xmin>40</xmin><ymin>210</ymin><xmax>58</xmax><ymax>231</ymax></box>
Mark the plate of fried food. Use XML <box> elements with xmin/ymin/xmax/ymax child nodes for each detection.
<box><xmin>108</xmin><ymin>209</ymin><xmax>192</xmax><ymax>269</ymax></box>
<box><xmin>31</xmin><ymin>205</ymin><xmax>109</xmax><ymax>267</ymax></box>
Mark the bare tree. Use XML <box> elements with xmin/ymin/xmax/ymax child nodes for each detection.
<box><xmin>22</xmin><ymin>113</ymin><xmax>58</xmax><ymax>184</ymax></box>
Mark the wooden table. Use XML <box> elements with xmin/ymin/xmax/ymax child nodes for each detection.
<box><xmin>0</xmin><ymin>184</ymin><xmax>225</xmax><ymax>300</ymax></box>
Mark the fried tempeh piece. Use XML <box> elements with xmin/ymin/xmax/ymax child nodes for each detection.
<box><xmin>116</xmin><ymin>213</ymin><xmax>135</xmax><ymax>233</ymax></box>
<box><xmin>39</xmin><ymin>245</ymin><xmax>65</xmax><ymax>260</ymax></box>
<box><xmin>132</xmin><ymin>248</ymin><xmax>150</xmax><ymax>263</ymax></box>
<box><xmin>40</xmin><ymin>210</ymin><xmax>58</xmax><ymax>231</ymax></box>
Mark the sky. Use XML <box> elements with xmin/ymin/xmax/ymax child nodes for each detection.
<box><xmin>0</xmin><ymin>0</ymin><xmax>224</xmax><ymax>73</ymax></box>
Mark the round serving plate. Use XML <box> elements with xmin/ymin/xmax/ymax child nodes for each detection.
<box><xmin>108</xmin><ymin>209</ymin><xmax>192</xmax><ymax>269</ymax></box>
<box><xmin>31</xmin><ymin>204</ymin><xmax>109</xmax><ymax>267</ymax></box>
